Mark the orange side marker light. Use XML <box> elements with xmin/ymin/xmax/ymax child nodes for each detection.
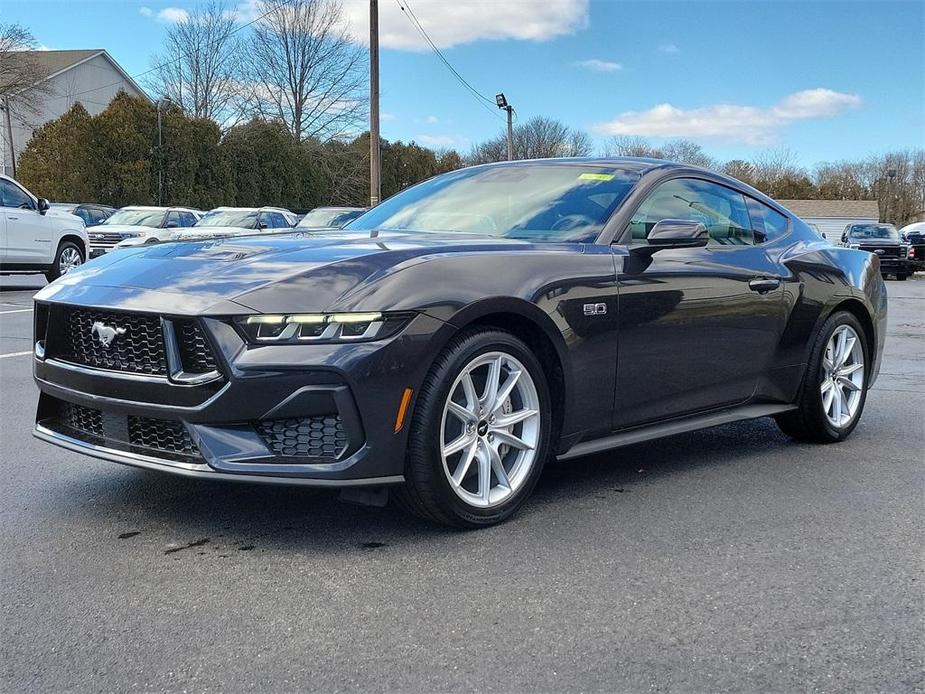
<box><xmin>394</xmin><ymin>387</ymin><xmax>414</xmax><ymax>433</ymax></box>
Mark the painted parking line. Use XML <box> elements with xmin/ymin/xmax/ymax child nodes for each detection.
<box><xmin>0</xmin><ymin>350</ymin><xmax>33</xmax><ymax>359</ymax></box>
<box><xmin>0</xmin><ymin>308</ymin><xmax>33</xmax><ymax>315</ymax></box>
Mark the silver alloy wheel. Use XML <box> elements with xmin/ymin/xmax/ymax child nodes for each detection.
<box><xmin>59</xmin><ymin>246</ymin><xmax>83</xmax><ymax>275</ymax></box>
<box><xmin>821</xmin><ymin>324</ymin><xmax>865</xmax><ymax>428</ymax></box>
<box><xmin>440</xmin><ymin>351</ymin><xmax>540</xmax><ymax>508</ymax></box>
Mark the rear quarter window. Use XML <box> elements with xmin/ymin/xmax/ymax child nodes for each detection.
<box><xmin>746</xmin><ymin>198</ymin><xmax>790</xmax><ymax>243</ymax></box>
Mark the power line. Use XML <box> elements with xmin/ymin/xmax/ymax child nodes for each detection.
<box><xmin>394</xmin><ymin>0</ymin><xmax>504</xmax><ymax>122</ymax></box>
<box><xmin>61</xmin><ymin>0</ymin><xmax>287</xmax><ymax>101</ymax></box>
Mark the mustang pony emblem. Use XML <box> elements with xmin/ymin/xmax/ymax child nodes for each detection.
<box><xmin>90</xmin><ymin>321</ymin><xmax>126</xmax><ymax>348</ymax></box>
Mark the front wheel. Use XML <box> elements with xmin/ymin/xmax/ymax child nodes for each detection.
<box><xmin>397</xmin><ymin>328</ymin><xmax>552</xmax><ymax>527</ymax></box>
<box><xmin>896</xmin><ymin>272</ymin><xmax>909</xmax><ymax>281</ymax></box>
<box><xmin>775</xmin><ymin>311</ymin><xmax>869</xmax><ymax>443</ymax></box>
<box><xmin>45</xmin><ymin>241</ymin><xmax>84</xmax><ymax>282</ymax></box>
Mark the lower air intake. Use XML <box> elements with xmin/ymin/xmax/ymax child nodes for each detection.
<box><xmin>257</xmin><ymin>416</ymin><xmax>347</xmax><ymax>458</ymax></box>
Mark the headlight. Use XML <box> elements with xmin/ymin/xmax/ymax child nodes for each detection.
<box><xmin>848</xmin><ymin>244</ymin><xmax>861</xmax><ymax>249</ymax></box>
<box><xmin>235</xmin><ymin>312</ymin><xmax>412</xmax><ymax>343</ymax></box>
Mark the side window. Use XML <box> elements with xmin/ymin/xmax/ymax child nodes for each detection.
<box><xmin>746</xmin><ymin>197</ymin><xmax>789</xmax><ymax>243</ymax></box>
<box><xmin>0</xmin><ymin>180</ymin><xmax>34</xmax><ymax>209</ymax></box>
<box><xmin>627</xmin><ymin>178</ymin><xmax>753</xmax><ymax>246</ymax></box>
<box><xmin>76</xmin><ymin>208</ymin><xmax>93</xmax><ymax>225</ymax></box>
<box><xmin>164</xmin><ymin>211</ymin><xmax>181</xmax><ymax>228</ymax></box>
<box><xmin>271</xmin><ymin>212</ymin><xmax>289</xmax><ymax>228</ymax></box>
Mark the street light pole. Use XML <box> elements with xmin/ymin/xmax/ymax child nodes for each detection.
<box><xmin>369</xmin><ymin>0</ymin><xmax>381</xmax><ymax>207</ymax></box>
<box><xmin>157</xmin><ymin>99</ymin><xmax>164</xmax><ymax>206</ymax></box>
<box><xmin>2</xmin><ymin>96</ymin><xmax>17</xmax><ymax>178</ymax></box>
<box><xmin>495</xmin><ymin>93</ymin><xmax>513</xmax><ymax>161</ymax></box>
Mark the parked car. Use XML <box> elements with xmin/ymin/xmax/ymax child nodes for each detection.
<box><xmin>296</xmin><ymin>206</ymin><xmax>366</xmax><ymax>230</ymax></box>
<box><xmin>167</xmin><ymin>207</ymin><xmax>296</xmax><ymax>241</ymax></box>
<box><xmin>31</xmin><ymin>158</ymin><xmax>886</xmax><ymax>527</ymax></box>
<box><xmin>839</xmin><ymin>222</ymin><xmax>912</xmax><ymax>280</ymax></box>
<box><xmin>90</xmin><ymin>206</ymin><xmax>203</xmax><ymax>255</ymax></box>
<box><xmin>49</xmin><ymin>203</ymin><xmax>116</xmax><ymax>227</ymax></box>
<box><xmin>899</xmin><ymin>221</ymin><xmax>925</xmax><ymax>272</ymax></box>
<box><xmin>0</xmin><ymin>174</ymin><xmax>88</xmax><ymax>282</ymax></box>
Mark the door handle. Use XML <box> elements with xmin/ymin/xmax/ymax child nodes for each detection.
<box><xmin>7</xmin><ymin>216</ymin><xmax>18</xmax><ymax>221</ymax></box>
<box><xmin>748</xmin><ymin>278</ymin><xmax>780</xmax><ymax>293</ymax></box>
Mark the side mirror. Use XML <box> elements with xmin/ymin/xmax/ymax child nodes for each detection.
<box><xmin>37</xmin><ymin>198</ymin><xmax>49</xmax><ymax>215</ymax></box>
<box><xmin>647</xmin><ymin>219</ymin><xmax>708</xmax><ymax>249</ymax></box>
<box><xmin>256</xmin><ymin>221</ymin><xmax>267</xmax><ymax>230</ymax></box>
<box><xmin>165</xmin><ymin>220</ymin><xmax>179</xmax><ymax>228</ymax></box>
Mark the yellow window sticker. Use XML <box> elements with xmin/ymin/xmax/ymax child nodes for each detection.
<box><xmin>578</xmin><ymin>173</ymin><xmax>615</xmax><ymax>181</ymax></box>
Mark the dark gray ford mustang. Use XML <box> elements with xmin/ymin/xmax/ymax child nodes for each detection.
<box><xmin>32</xmin><ymin>158</ymin><xmax>887</xmax><ymax>527</ymax></box>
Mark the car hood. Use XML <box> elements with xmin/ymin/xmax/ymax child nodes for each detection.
<box><xmin>34</xmin><ymin>230</ymin><xmax>556</xmax><ymax>315</ymax></box>
<box><xmin>90</xmin><ymin>224</ymin><xmax>156</xmax><ymax>236</ymax></box>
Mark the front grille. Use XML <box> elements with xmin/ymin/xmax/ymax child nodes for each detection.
<box><xmin>175</xmin><ymin>319</ymin><xmax>218</xmax><ymax>373</ymax></box>
<box><xmin>62</xmin><ymin>402</ymin><xmax>103</xmax><ymax>437</ymax></box>
<box><xmin>60</xmin><ymin>308</ymin><xmax>167</xmax><ymax>375</ymax></box>
<box><xmin>860</xmin><ymin>245</ymin><xmax>900</xmax><ymax>258</ymax></box>
<box><xmin>89</xmin><ymin>233</ymin><xmax>129</xmax><ymax>248</ymax></box>
<box><xmin>128</xmin><ymin>416</ymin><xmax>198</xmax><ymax>457</ymax></box>
<box><xmin>257</xmin><ymin>416</ymin><xmax>347</xmax><ymax>458</ymax></box>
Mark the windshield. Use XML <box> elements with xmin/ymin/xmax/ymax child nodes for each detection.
<box><xmin>848</xmin><ymin>224</ymin><xmax>898</xmax><ymax>240</ymax></box>
<box><xmin>103</xmin><ymin>209</ymin><xmax>166</xmax><ymax>227</ymax></box>
<box><xmin>347</xmin><ymin>164</ymin><xmax>640</xmax><ymax>241</ymax></box>
<box><xmin>297</xmin><ymin>208</ymin><xmax>363</xmax><ymax>229</ymax></box>
<box><xmin>195</xmin><ymin>210</ymin><xmax>258</xmax><ymax>228</ymax></box>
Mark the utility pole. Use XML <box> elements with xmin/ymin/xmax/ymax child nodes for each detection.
<box><xmin>2</xmin><ymin>96</ymin><xmax>16</xmax><ymax>178</ymax></box>
<box><xmin>495</xmin><ymin>93</ymin><xmax>513</xmax><ymax>161</ymax></box>
<box><xmin>369</xmin><ymin>0</ymin><xmax>381</xmax><ymax>207</ymax></box>
<box><xmin>157</xmin><ymin>99</ymin><xmax>164</xmax><ymax>206</ymax></box>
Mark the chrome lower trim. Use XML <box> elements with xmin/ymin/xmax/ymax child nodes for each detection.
<box><xmin>34</xmin><ymin>424</ymin><xmax>404</xmax><ymax>488</ymax></box>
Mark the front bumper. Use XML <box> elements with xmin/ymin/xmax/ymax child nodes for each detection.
<box><xmin>33</xmin><ymin>305</ymin><xmax>447</xmax><ymax>486</ymax></box>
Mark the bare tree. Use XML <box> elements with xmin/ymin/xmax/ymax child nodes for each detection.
<box><xmin>240</xmin><ymin>0</ymin><xmax>366</xmax><ymax>142</ymax></box>
<box><xmin>0</xmin><ymin>24</ymin><xmax>52</xmax><ymax>122</ymax></box>
<box><xmin>148</xmin><ymin>1</ymin><xmax>243</xmax><ymax>123</ymax></box>
<box><xmin>603</xmin><ymin>135</ymin><xmax>661</xmax><ymax>158</ymax></box>
<box><xmin>468</xmin><ymin>116</ymin><xmax>593</xmax><ymax>164</ymax></box>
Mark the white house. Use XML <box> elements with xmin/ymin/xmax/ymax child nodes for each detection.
<box><xmin>777</xmin><ymin>199</ymin><xmax>880</xmax><ymax>241</ymax></box>
<box><xmin>1</xmin><ymin>49</ymin><xmax>148</xmax><ymax>176</ymax></box>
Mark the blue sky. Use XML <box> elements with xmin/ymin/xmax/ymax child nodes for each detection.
<box><xmin>5</xmin><ymin>0</ymin><xmax>923</xmax><ymax>166</ymax></box>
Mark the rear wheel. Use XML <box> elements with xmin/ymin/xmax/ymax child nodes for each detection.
<box><xmin>397</xmin><ymin>328</ymin><xmax>551</xmax><ymax>527</ymax></box>
<box><xmin>775</xmin><ymin>311</ymin><xmax>869</xmax><ymax>443</ymax></box>
<box><xmin>896</xmin><ymin>272</ymin><xmax>909</xmax><ymax>281</ymax></box>
<box><xmin>44</xmin><ymin>241</ymin><xmax>84</xmax><ymax>282</ymax></box>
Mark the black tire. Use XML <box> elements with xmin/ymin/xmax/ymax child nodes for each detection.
<box><xmin>396</xmin><ymin>328</ymin><xmax>552</xmax><ymax>527</ymax></box>
<box><xmin>44</xmin><ymin>241</ymin><xmax>84</xmax><ymax>282</ymax></box>
<box><xmin>775</xmin><ymin>310</ymin><xmax>870</xmax><ymax>443</ymax></box>
<box><xmin>896</xmin><ymin>273</ymin><xmax>908</xmax><ymax>281</ymax></box>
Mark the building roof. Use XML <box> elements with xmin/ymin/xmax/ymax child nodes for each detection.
<box><xmin>12</xmin><ymin>49</ymin><xmax>149</xmax><ymax>101</ymax></box>
<box><xmin>778</xmin><ymin>199</ymin><xmax>880</xmax><ymax>220</ymax></box>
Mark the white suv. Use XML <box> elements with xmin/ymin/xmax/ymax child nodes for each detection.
<box><xmin>0</xmin><ymin>175</ymin><xmax>89</xmax><ymax>282</ymax></box>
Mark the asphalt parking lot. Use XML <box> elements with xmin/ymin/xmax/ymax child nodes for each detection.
<box><xmin>1</xmin><ymin>273</ymin><xmax>922</xmax><ymax>692</ymax></box>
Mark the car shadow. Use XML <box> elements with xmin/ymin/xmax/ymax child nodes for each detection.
<box><xmin>46</xmin><ymin>416</ymin><xmax>794</xmax><ymax>552</ymax></box>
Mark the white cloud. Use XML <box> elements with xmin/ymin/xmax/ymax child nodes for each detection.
<box><xmin>340</xmin><ymin>0</ymin><xmax>589</xmax><ymax>50</ymax></box>
<box><xmin>658</xmin><ymin>43</ymin><xmax>680</xmax><ymax>54</ymax></box>
<box><xmin>157</xmin><ymin>7</ymin><xmax>190</xmax><ymax>23</ymax></box>
<box><xmin>139</xmin><ymin>6</ymin><xmax>153</xmax><ymax>17</ymax></box>
<box><xmin>416</xmin><ymin>134</ymin><xmax>468</xmax><ymax>148</ymax></box>
<box><xmin>424</xmin><ymin>115</ymin><xmax>439</xmax><ymax>124</ymax></box>
<box><xmin>592</xmin><ymin>88</ymin><xmax>862</xmax><ymax>145</ymax></box>
<box><xmin>575</xmin><ymin>58</ymin><xmax>622</xmax><ymax>72</ymax></box>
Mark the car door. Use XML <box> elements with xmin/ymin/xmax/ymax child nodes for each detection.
<box><xmin>612</xmin><ymin>176</ymin><xmax>788</xmax><ymax>429</ymax></box>
<box><xmin>0</xmin><ymin>178</ymin><xmax>51</xmax><ymax>264</ymax></box>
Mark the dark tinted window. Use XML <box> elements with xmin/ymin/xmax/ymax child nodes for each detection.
<box><xmin>0</xmin><ymin>180</ymin><xmax>33</xmax><ymax>209</ymax></box>
<box><xmin>627</xmin><ymin>178</ymin><xmax>753</xmax><ymax>246</ymax></box>
<box><xmin>75</xmin><ymin>208</ymin><xmax>94</xmax><ymax>225</ymax></box>
<box><xmin>262</xmin><ymin>212</ymin><xmax>289</xmax><ymax>228</ymax></box>
<box><xmin>87</xmin><ymin>208</ymin><xmax>109</xmax><ymax>225</ymax></box>
<box><xmin>746</xmin><ymin>197</ymin><xmax>789</xmax><ymax>242</ymax></box>
<box><xmin>178</xmin><ymin>211</ymin><xmax>197</xmax><ymax>227</ymax></box>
